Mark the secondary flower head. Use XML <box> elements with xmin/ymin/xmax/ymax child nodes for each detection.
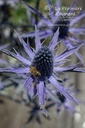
<box><xmin>56</xmin><ymin>90</ymin><xmax>77</xmax><ymax>115</ymax></box>
<box><xmin>21</xmin><ymin>0</ymin><xmax>85</xmax><ymax>65</ymax></box>
<box><xmin>0</xmin><ymin>26</ymin><xmax>84</xmax><ymax>111</ymax></box>
<box><xmin>52</xmin><ymin>14</ymin><xmax>70</xmax><ymax>39</ymax></box>
<box><xmin>21</xmin><ymin>0</ymin><xmax>85</xmax><ymax>40</ymax></box>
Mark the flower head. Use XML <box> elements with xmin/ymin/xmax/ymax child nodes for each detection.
<box><xmin>21</xmin><ymin>0</ymin><xmax>85</xmax><ymax>65</ymax></box>
<box><xmin>56</xmin><ymin>92</ymin><xmax>76</xmax><ymax>115</ymax></box>
<box><xmin>47</xmin><ymin>79</ymin><xmax>78</xmax><ymax>116</ymax></box>
<box><xmin>30</xmin><ymin>46</ymin><xmax>53</xmax><ymax>81</ymax></box>
<box><xmin>52</xmin><ymin>14</ymin><xmax>70</xmax><ymax>39</ymax></box>
<box><xmin>26</xmin><ymin>99</ymin><xmax>54</xmax><ymax>124</ymax></box>
<box><xmin>21</xmin><ymin>0</ymin><xmax>85</xmax><ymax>39</ymax></box>
<box><xmin>0</xmin><ymin>26</ymin><xmax>84</xmax><ymax>112</ymax></box>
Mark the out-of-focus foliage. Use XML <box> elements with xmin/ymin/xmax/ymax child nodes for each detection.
<box><xmin>0</xmin><ymin>0</ymin><xmax>48</xmax><ymax>45</ymax></box>
<box><xmin>9</xmin><ymin>4</ymin><xmax>28</xmax><ymax>25</ymax></box>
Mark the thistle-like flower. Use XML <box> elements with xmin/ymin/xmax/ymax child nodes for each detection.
<box><xmin>46</xmin><ymin>77</ymin><xmax>79</xmax><ymax>116</ymax></box>
<box><xmin>21</xmin><ymin>0</ymin><xmax>85</xmax><ymax>65</ymax></box>
<box><xmin>0</xmin><ymin>26</ymin><xmax>84</xmax><ymax>111</ymax></box>
<box><xmin>56</xmin><ymin>92</ymin><xmax>77</xmax><ymax>115</ymax></box>
<box><xmin>26</xmin><ymin>99</ymin><xmax>54</xmax><ymax>124</ymax></box>
<box><xmin>22</xmin><ymin>0</ymin><xmax>85</xmax><ymax>40</ymax></box>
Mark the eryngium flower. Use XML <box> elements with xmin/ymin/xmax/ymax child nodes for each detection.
<box><xmin>22</xmin><ymin>0</ymin><xmax>85</xmax><ymax>39</ymax></box>
<box><xmin>56</xmin><ymin>92</ymin><xmax>76</xmax><ymax>115</ymax></box>
<box><xmin>46</xmin><ymin>78</ymin><xmax>79</xmax><ymax>115</ymax></box>
<box><xmin>0</xmin><ymin>27</ymin><xmax>84</xmax><ymax>110</ymax></box>
<box><xmin>27</xmin><ymin>99</ymin><xmax>54</xmax><ymax>124</ymax></box>
<box><xmin>21</xmin><ymin>0</ymin><xmax>85</xmax><ymax>65</ymax></box>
